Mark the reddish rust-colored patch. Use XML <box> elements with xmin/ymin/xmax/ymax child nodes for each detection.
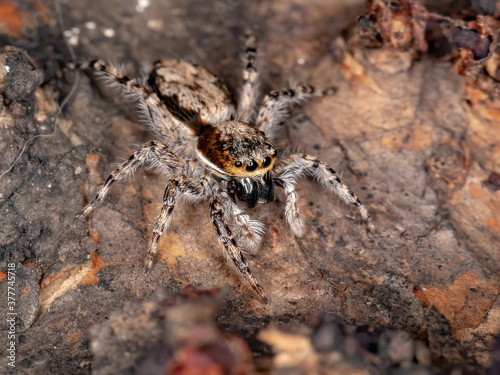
<box><xmin>358</xmin><ymin>0</ymin><xmax>429</xmax><ymax>51</ymax></box>
<box><xmin>0</xmin><ymin>270</ymin><xmax>6</xmax><ymax>282</ymax></box>
<box><xmin>85</xmin><ymin>153</ymin><xmax>100</xmax><ymax>169</ymax></box>
<box><xmin>169</xmin><ymin>347</ymin><xmax>225</xmax><ymax>375</ymax></box>
<box><xmin>85</xmin><ymin>153</ymin><xmax>103</xmax><ymax>185</ymax></box>
<box><xmin>380</xmin><ymin>122</ymin><xmax>439</xmax><ymax>153</ymax></box>
<box><xmin>380</xmin><ymin>129</ymin><xmax>408</xmax><ymax>153</ymax></box>
<box><xmin>405</xmin><ymin>123</ymin><xmax>433</xmax><ymax>151</ymax></box>
<box><xmin>269</xmin><ymin>225</ymin><xmax>282</xmax><ymax>240</ymax></box>
<box><xmin>89</xmin><ymin>229</ymin><xmax>100</xmax><ymax>245</ymax></box>
<box><xmin>168</xmin><ymin>330</ymin><xmax>252</xmax><ymax>375</ymax></box>
<box><xmin>466</xmin><ymin>84</ymin><xmax>489</xmax><ymax>102</ymax></box>
<box><xmin>40</xmin><ymin>274</ymin><xmax>57</xmax><ymax>288</ymax></box>
<box><xmin>415</xmin><ymin>273</ymin><xmax>499</xmax><ymax>332</ymax></box>
<box><xmin>341</xmin><ymin>51</ymin><xmax>383</xmax><ymax>93</ymax></box>
<box><xmin>32</xmin><ymin>1</ymin><xmax>50</xmax><ymax>25</ymax></box>
<box><xmin>39</xmin><ymin>255</ymin><xmax>106</xmax><ymax>309</ymax></box>
<box><xmin>269</xmin><ymin>225</ymin><xmax>285</xmax><ymax>251</ymax></box>
<box><xmin>487</xmin><ymin>217</ymin><xmax>500</xmax><ymax>233</ymax></box>
<box><xmin>68</xmin><ymin>330</ymin><xmax>85</xmax><ymax>344</ymax></box>
<box><xmin>40</xmin><ymin>265</ymin><xmax>72</xmax><ymax>288</ymax></box>
<box><xmin>469</xmin><ymin>184</ymin><xmax>489</xmax><ymax>198</ymax></box>
<box><xmin>80</xmin><ymin>250</ymin><xmax>106</xmax><ymax>286</ymax></box>
<box><xmin>23</xmin><ymin>262</ymin><xmax>38</xmax><ymax>268</ymax></box>
<box><xmin>0</xmin><ymin>1</ymin><xmax>23</xmax><ymax>38</ymax></box>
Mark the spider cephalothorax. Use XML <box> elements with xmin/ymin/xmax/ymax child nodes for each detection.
<box><xmin>83</xmin><ymin>32</ymin><xmax>373</xmax><ymax>302</ymax></box>
<box><xmin>196</xmin><ymin>121</ymin><xmax>277</xmax><ymax>207</ymax></box>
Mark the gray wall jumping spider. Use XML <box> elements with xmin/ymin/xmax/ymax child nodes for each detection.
<box><xmin>82</xmin><ymin>32</ymin><xmax>372</xmax><ymax>302</ymax></box>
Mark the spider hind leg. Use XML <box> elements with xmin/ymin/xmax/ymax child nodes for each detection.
<box><xmin>237</xmin><ymin>30</ymin><xmax>259</xmax><ymax>123</ymax></box>
<box><xmin>256</xmin><ymin>85</ymin><xmax>335</xmax><ymax>141</ymax></box>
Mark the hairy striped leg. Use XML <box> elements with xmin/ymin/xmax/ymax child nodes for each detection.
<box><xmin>144</xmin><ymin>175</ymin><xmax>207</xmax><ymax>273</ymax></box>
<box><xmin>274</xmin><ymin>153</ymin><xmax>373</xmax><ymax>234</ymax></box>
<box><xmin>255</xmin><ymin>85</ymin><xmax>335</xmax><ymax>141</ymax></box>
<box><xmin>83</xmin><ymin>140</ymin><xmax>182</xmax><ymax>217</ymax></box>
<box><xmin>274</xmin><ymin>177</ymin><xmax>306</xmax><ymax>237</ymax></box>
<box><xmin>210</xmin><ymin>198</ymin><xmax>267</xmax><ymax>302</ymax></box>
<box><xmin>85</xmin><ymin>60</ymin><xmax>184</xmax><ymax>143</ymax></box>
<box><xmin>219</xmin><ymin>188</ymin><xmax>265</xmax><ymax>253</ymax></box>
<box><xmin>237</xmin><ymin>31</ymin><xmax>259</xmax><ymax>123</ymax></box>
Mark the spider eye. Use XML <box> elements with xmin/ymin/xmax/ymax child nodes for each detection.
<box><xmin>235</xmin><ymin>161</ymin><xmax>242</xmax><ymax>168</ymax></box>
<box><xmin>262</xmin><ymin>156</ymin><xmax>272</xmax><ymax>167</ymax></box>
<box><xmin>272</xmin><ymin>149</ymin><xmax>278</xmax><ymax>157</ymax></box>
<box><xmin>221</xmin><ymin>142</ymin><xmax>228</xmax><ymax>148</ymax></box>
<box><xmin>246</xmin><ymin>160</ymin><xmax>258</xmax><ymax>171</ymax></box>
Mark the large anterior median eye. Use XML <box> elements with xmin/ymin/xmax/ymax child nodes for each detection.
<box><xmin>262</xmin><ymin>156</ymin><xmax>272</xmax><ymax>167</ymax></box>
<box><xmin>246</xmin><ymin>160</ymin><xmax>258</xmax><ymax>171</ymax></box>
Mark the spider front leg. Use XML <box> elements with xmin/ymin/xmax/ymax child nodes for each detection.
<box><xmin>274</xmin><ymin>153</ymin><xmax>373</xmax><ymax>234</ymax></box>
<box><xmin>210</xmin><ymin>198</ymin><xmax>267</xmax><ymax>302</ymax></box>
<box><xmin>83</xmin><ymin>140</ymin><xmax>182</xmax><ymax>217</ymax></box>
<box><xmin>145</xmin><ymin>175</ymin><xmax>207</xmax><ymax>273</ymax></box>
<box><xmin>219</xmin><ymin>187</ymin><xmax>265</xmax><ymax>253</ymax></box>
<box><xmin>237</xmin><ymin>31</ymin><xmax>259</xmax><ymax>123</ymax></box>
<box><xmin>255</xmin><ymin>85</ymin><xmax>335</xmax><ymax>141</ymax></box>
<box><xmin>274</xmin><ymin>177</ymin><xmax>306</xmax><ymax>237</ymax></box>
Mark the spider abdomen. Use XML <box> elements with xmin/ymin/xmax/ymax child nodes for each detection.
<box><xmin>148</xmin><ymin>59</ymin><xmax>235</xmax><ymax>134</ymax></box>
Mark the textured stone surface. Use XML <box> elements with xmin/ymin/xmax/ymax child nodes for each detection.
<box><xmin>0</xmin><ymin>0</ymin><xmax>498</xmax><ymax>373</ymax></box>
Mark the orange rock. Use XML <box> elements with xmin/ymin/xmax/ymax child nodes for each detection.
<box><xmin>415</xmin><ymin>273</ymin><xmax>499</xmax><ymax>333</ymax></box>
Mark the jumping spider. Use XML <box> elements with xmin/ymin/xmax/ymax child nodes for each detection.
<box><xmin>82</xmin><ymin>32</ymin><xmax>372</xmax><ymax>302</ymax></box>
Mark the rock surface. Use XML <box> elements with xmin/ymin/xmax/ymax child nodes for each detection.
<box><xmin>0</xmin><ymin>0</ymin><xmax>498</xmax><ymax>374</ymax></box>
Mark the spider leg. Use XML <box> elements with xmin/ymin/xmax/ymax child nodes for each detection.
<box><xmin>274</xmin><ymin>177</ymin><xmax>305</xmax><ymax>237</ymax></box>
<box><xmin>219</xmin><ymin>189</ymin><xmax>265</xmax><ymax>253</ymax></box>
<box><xmin>237</xmin><ymin>31</ymin><xmax>259</xmax><ymax>123</ymax></box>
<box><xmin>210</xmin><ymin>198</ymin><xmax>268</xmax><ymax>302</ymax></box>
<box><xmin>83</xmin><ymin>140</ymin><xmax>182</xmax><ymax>216</ymax></box>
<box><xmin>255</xmin><ymin>85</ymin><xmax>335</xmax><ymax>141</ymax></box>
<box><xmin>144</xmin><ymin>175</ymin><xmax>207</xmax><ymax>274</ymax></box>
<box><xmin>86</xmin><ymin>60</ymin><xmax>183</xmax><ymax>143</ymax></box>
<box><xmin>274</xmin><ymin>153</ymin><xmax>373</xmax><ymax>233</ymax></box>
